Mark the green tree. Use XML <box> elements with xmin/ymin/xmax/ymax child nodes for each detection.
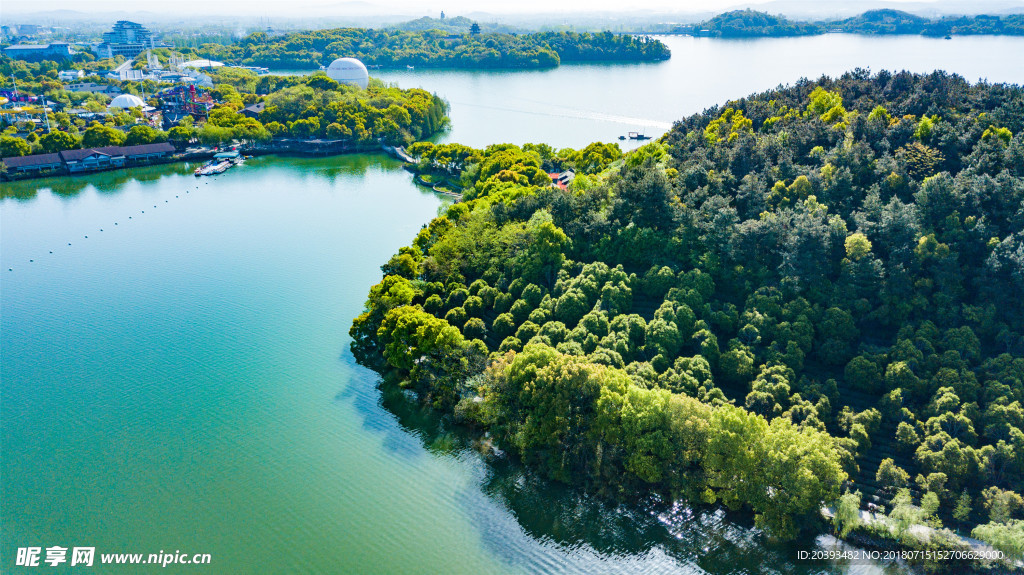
<box><xmin>39</xmin><ymin>131</ymin><xmax>78</xmax><ymax>153</ymax></box>
<box><xmin>834</xmin><ymin>491</ymin><xmax>862</xmax><ymax>537</ymax></box>
<box><xmin>888</xmin><ymin>488</ymin><xmax>924</xmax><ymax>540</ymax></box>
<box><xmin>125</xmin><ymin>125</ymin><xmax>162</xmax><ymax>146</ymax></box>
<box><xmin>81</xmin><ymin>123</ymin><xmax>126</xmax><ymax>147</ymax></box>
<box><xmin>954</xmin><ymin>490</ymin><xmax>973</xmax><ymax>524</ymax></box>
<box><xmin>844</xmin><ymin>232</ymin><xmax>872</xmax><ymax>261</ymax></box>
<box><xmin>982</xmin><ymin>486</ymin><xmax>1024</xmax><ymax>524</ymax></box>
<box><xmin>972</xmin><ymin>520</ymin><xmax>1024</xmax><ymax>561</ymax></box>
<box><xmin>845</xmin><ymin>355</ymin><xmax>882</xmax><ymax>393</ymax></box>
<box><xmin>718</xmin><ymin>344</ymin><xmax>754</xmax><ymax>385</ymax></box>
<box><xmin>0</xmin><ymin>136</ymin><xmax>31</xmax><ymax>157</ymax></box>
<box><xmin>816</xmin><ymin>307</ymin><xmax>859</xmax><ymax>366</ymax></box>
<box><xmin>167</xmin><ymin>126</ymin><xmax>194</xmax><ymax>147</ymax></box>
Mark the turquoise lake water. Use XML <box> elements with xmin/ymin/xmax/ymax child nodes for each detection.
<box><xmin>5</xmin><ymin>33</ymin><xmax>1024</xmax><ymax>574</ymax></box>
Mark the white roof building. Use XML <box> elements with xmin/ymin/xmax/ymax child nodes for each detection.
<box><xmin>108</xmin><ymin>93</ymin><xmax>146</xmax><ymax>109</ymax></box>
<box><xmin>324</xmin><ymin>57</ymin><xmax>369</xmax><ymax>89</ymax></box>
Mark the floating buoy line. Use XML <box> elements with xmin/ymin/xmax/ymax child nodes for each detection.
<box><xmin>8</xmin><ymin>180</ymin><xmax>210</xmax><ymax>272</ymax></box>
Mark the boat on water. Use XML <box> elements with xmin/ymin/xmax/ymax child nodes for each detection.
<box><xmin>406</xmin><ymin>65</ymin><xmax>415</xmax><ymax>70</ymax></box>
<box><xmin>194</xmin><ymin>160</ymin><xmax>231</xmax><ymax>176</ymax></box>
<box><xmin>194</xmin><ymin>151</ymin><xmax>241</xmax><ymax>176</ymax></box>
<box><xmin>206</xmin><ymin>160</ymin><xmax>232</xmax><ymax>175</ymax></box>
<box><xmin>628</xmin><ymin>131</ymin><xmax>650</xmax><ymax>140</ymax></box>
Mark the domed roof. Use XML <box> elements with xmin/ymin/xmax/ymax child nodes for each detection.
<box><xmin>325</xmin><ymin>57</ymin><xmax>368</xmax><ymax>89</ymax></box>
<box><xmin>108</xmin><ymin>93</ymin><xmax>146</xmax><ymax>109</ymax></box>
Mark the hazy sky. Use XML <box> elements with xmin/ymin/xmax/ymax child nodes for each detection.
<box><xmin>1</xmin><ymin>0</ymin><xmax>958</xmax><ymax>17</ymax></box>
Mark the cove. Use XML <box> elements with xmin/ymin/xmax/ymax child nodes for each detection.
<box><xmin>8</xmin><ymin>31</ymin><xmax>1024</xmax><ymax>573</ymax></box>
<box><xmin>2</xmin><ymin>155</ymin><xmax>898</xmax><ymax>573</ymax></box>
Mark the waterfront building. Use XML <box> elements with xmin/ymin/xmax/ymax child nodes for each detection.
<box><xmin>2</xmin><ymin>143</ymin><xmax>177</xmax><ymax>176</ymax></box>
<box><xmin>60</xmin><ymin>147</ymin><xmax>127</xmax><ymax>172</ymax></box>
<box><xmin>1</xmin><ymin>153</ymin><xmax>63</xmax><ymax>175</ymax></box>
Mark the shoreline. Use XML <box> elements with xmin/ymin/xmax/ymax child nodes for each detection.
<box><xmin>1</xmin><ymin>140</ymin><xmax>412</xmax><ymax>183</ymax></box>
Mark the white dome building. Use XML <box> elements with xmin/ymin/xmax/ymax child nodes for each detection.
<box><xmin>108</xmin><ymin>93</ymin><xmax>146</xmax><ymax>109</ymax></box>
<box><xmin>324</xmin><ymin>57</ymin><xmax>368</xmax><ymax>90</ymax></box>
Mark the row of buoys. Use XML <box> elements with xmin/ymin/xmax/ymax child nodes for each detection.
<box><xmin>8</xmin><ymin>181</ymin><xmax>206</xmax><ymax>272</ymax></box>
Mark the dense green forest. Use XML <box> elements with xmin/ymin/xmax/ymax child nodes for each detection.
<box><xmin>679</xmin><ymin>9</ymin><xmax>1024</xmax><ymax>37</ymax></box>
<box><xmin>196</xmin><ymin>29</ymin><xmax>670</xmax><ymax>70</ymax></box>
<box><xmin>0</xmin><ymin>63</ymin><xmax>447</xmax><ymax>158</ymax></box>
<box><xmin>352</xmin><ymin>70</ymin><xmax>1024</xmax><ymax>566</ymax></box>
<box><xmin>198</xmin><ymin>70</ymin><xmax>448</xmax><ymax>145</ymax></box>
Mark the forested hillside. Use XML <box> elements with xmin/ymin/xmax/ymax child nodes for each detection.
<box><xmin>352</xmin><ymin>70</ymin><xmax>1024</xmax><ymax>565</ymax></box>
<box><xmin>683</xmin><ymin>9</ymin><xmax>1024</xmax><ymax>37</ymax></box>
<box><xmin>198</xmin><ymin>29</ymin><xmax>670</xmax><ymax>70</ymax></box>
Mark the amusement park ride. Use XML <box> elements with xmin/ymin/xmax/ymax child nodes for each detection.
<box><xmin>0</xmin><ymin>86</ymin><xmax>52</xmax><ymax>132</ymax></box>
<box><xmin>157</xmin><ymin>83</ymin><xmax>214</xmax><ymax>126</ymax></box>
<box><xmin>2</xmin><ymin>52</ymin><xmax>216</xmax><ymax>134</ymax></box>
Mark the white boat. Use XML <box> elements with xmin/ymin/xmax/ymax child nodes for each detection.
<box><xmin>205</xmin><ymin>160</ymin><xmax>232</xmax><ymax>175</ymax></box>
<box><xmin>194</xmin><ymin>159</ymin><xmax>233</xmax><ymax>176</ymax></box>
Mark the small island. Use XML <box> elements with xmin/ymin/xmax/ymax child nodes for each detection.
<box><xmin>198</xmin><ymin>25</ymin><xmax>671</xmax><ymax>70</ymax></box>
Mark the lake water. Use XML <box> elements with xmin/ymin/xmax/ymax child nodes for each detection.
<box><xmin>373</xmin><ymin>34</ymin><xmax>1024</xmax><ymax>150</ymax></box>
<box><xmin>4</xmin><ymin>34</ymin><xmax>1024</xmax><ymax>574</ymax></box>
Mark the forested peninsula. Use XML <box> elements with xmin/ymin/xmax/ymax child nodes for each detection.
<box><xmin>198</xmin><ymin>28</ymin><xmax>670</xmax><ymax>70</ymax></box>
<box><xmin>352</xmin><ymin>70</ymin><xmax>1024</xmax><ymax>569</ymax></box>
<box><xmin>0</xmin><ymin>63</ymin><xmax>447</xmax><ymax>160</ymax></box>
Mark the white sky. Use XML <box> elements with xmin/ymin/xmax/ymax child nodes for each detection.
<box><xmin>1</xmin><ymin>0</ymin><xmax>962</xmax><ymax>18</ymax></box>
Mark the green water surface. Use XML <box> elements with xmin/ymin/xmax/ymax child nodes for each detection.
<box><xmin>12</xmin><ymin>32</ymin><xmax>1022</xmax><ymax>572</ymax></box>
